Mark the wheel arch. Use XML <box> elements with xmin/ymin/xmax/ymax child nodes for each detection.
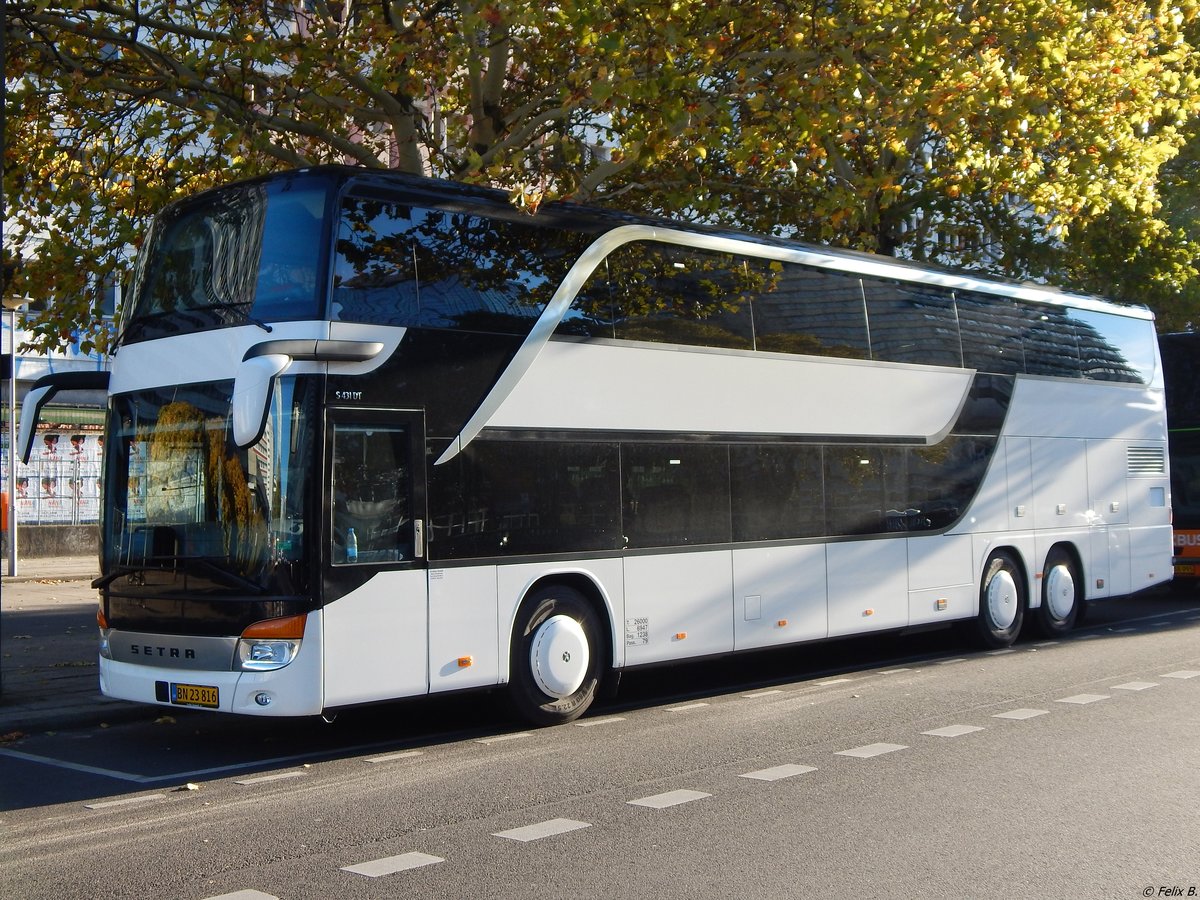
<box><xmin>506</xmin><ymin>570</ymin><xmax>617</xmax><ymax>677</ymax></box>
<box><xmin>978</xmin><ymin>544</ymin><xmax>1031</xmax><ymax>612</ymax></box>
<box><xmin>1038</xmin><ymin>540</ymin><xmax>1085</xmax><ymax>607</ymax></box>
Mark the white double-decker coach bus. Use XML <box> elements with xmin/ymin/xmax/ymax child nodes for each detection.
<box><xmin>21</xmin><ymin>167</ymin><xmax>1174</xmax><ymax>724</ymax></box>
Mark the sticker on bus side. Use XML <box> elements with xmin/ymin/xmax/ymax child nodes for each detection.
<box><xmin>625</xmin><ymin>617</ymin><xmax>649</xmax><ymax>646</ymax></box>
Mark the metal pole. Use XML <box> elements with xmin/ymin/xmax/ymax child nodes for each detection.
<box><xmin>7</xmin><ymin>306</ymin><xmax>17</xmax><ymax>577</ymax></box>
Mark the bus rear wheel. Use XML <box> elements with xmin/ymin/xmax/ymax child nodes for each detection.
<box><xmin>508</xmin><ymin>585</ymin><xmax>602</xmax><ymax>726</ymax></box>
<box><xmin>1035</xmin><ymin>548</ymin><xmax>1082</xmax><ymax>637</ymax></box>
<box><xmin>971</xmin><ymin>550</ymin><xmax>1025</xmax><ymax>649</ymax></box>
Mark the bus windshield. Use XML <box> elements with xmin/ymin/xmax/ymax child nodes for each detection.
<box><xmin>120</xmin><ymin>172</ymin><xmax>333</xmax><ymax>342</ymax></box>
<box><xmin>102</xmin><ymin>377</ymin><xmax>318</xmax><ymax>595</ymax></box>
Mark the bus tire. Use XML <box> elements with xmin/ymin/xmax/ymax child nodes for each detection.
<box><xmin>1035</xmin><ymin>547</ymin><xmax>1081</xmax><ymax>637</ymax></box>
<box><xmin>508</xmin><ymin>585</ymin><xmax>602</xmax><ymax>726</ymax></box>
<box><xmin>971</xmin><ymin>550</ymin><xmax>1025</xmax><ymax>649</ymax></box>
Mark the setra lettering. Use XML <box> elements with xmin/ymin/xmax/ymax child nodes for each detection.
<box><xmin>130</xmin><ymin>644</ymin><xmax>196</xmax><ymax>659</ymax></box>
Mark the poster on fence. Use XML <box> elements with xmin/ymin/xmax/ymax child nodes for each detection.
<box><xmin>2</xmin><ymin>431</ymin><xmax>104</xmax><ymax>525</ymax></box>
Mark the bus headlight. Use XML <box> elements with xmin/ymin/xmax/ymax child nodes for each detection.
<box><xmin>237</xmin><ymin>638</ymin><xmax>301</xmax><ymax>671</ymax></box>
<box><xmin>236</xmin><ymin>614</ymin><xmax>306</xmax><ymax>672</ymax></box>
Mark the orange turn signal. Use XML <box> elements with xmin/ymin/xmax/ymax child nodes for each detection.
<box><xmin>241</xmin><ymin>614</ymin><xmax>307</xmax><ymax>640</ymax></box>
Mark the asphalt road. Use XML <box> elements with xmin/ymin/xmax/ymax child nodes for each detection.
<box><xmin>1</xmin><ymin>587</ymin><xmax>1198</xmax><ymax>900</ymax></box>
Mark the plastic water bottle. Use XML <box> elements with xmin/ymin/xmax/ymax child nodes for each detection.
<box><xmin>346</xmin><ymin>527</ymin><xmax>358</xmax><ymax>563</ymax></box>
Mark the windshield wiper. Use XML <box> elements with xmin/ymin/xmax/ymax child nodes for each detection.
<box><xmin>94</xmin><ymin>557</ymin><xmax>267</xmax><ymax>594</ymax></box>
<box><xmin>196</xmin><ymin>300</ymin><xmax>274</xmax><ymax>333</ymax></box>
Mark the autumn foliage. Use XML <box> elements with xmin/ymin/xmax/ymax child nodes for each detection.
<box><xmin>5</xmin><ymin>0</ymin><xmax>1199</xmax><ymax>350</ymax></box>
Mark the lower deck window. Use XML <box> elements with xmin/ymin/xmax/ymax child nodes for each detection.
<box><xmin>426</xmin><ymin>434</ymin><xmax>997</xmax><ymax>560</ymax></box>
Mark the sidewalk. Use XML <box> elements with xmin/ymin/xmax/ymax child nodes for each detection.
<box><xmin>1</xmin><ymin>555</ymin><xmax>150</xmax><ymax>734</ymax></box>
<box><xmin>2</xmin><ymin>554</ymin><xmax>101</xmax><ymax>583</ymax></box>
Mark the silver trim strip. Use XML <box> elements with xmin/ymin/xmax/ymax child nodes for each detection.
<box><xmin>108</xmin><ymin>629</ymin><xmax>238</xmax><ymax>671</ymax></box>
<box><xmin>439</xmin><ymin>223</ymin><xmax>1094</xmax><ymax>464</ymax></box>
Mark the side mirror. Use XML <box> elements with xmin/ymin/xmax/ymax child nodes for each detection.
<box><xmin>18</xmin><ymin>372</ymin><xmax>111</xmax><ymax>463</ymax></box>
<box><xmin>232</xmin><ymin>353</ymin><xmax>292</xmax><ymax>447</ymax></box>
<box><xmin>232</xmin><ymin>339</ymin><xmax>385</xmax><ymax>448</ymax></box>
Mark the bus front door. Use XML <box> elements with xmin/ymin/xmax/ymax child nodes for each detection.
<box><xmin>322</xmin><ymin>408</ymin><xmax>429</xmax><ymax>708</ymax></box>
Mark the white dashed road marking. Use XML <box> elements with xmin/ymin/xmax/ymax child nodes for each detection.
<box><xmin>743</xmin><ymin>689</ymin><xmax>785</xmax><ymax>698</ymax></box>
<box><xmin>1057</xmin><ymin>694</ymin><xmax>1110</xmax><ymax>705</ymax></box>
<box><xmin>666</xmin><ymin>702</ymin><xmax>709</xmax><ymax>713</ymax></box>
<box><xmin>817</xmin><ymin>678</ymin><xmax>853</xmax><ymax>686</ymax></box>
<box><xmin>575</xmin><ymin>717</ymin><xmax>627</xmax><ymax>727</ymax></box>
<box><xmin>992</xmin><ymin>708</ymin><xmax>1049</xmax><ymax>720</ymax></box>
<box><xmin>922</xmin><ymin>725</ymin><xmax>984</xmax><ymax>738</ymax></box>
<box><xmin>1112</xmin><ymin>681</ymin><xmax>1158</xmax><ymax>691</ymax></box>
<box><xmin>474</xmin><ymin>732</ymin><xmax>531</xmax><ymax>745</ymax></box>
<box><xmin>629</xmin><ymin>790</ymin><xmax>712</xmax><ymax>809</ymax></box>
<box><xmin>835</xmin><ymin>743</ymin><xmax>907</xmax><ymax>759</ymax></box>
<box><xmin>366</xmin><ymin>751</ymin><xmax>423</xmax><ymax>764</ymax></box>
<box><xmin>493</xmin><ymin>818</ymin><xmax>591</xmax><ymax>842</ymax></box>
<box><xmin>234</xmin><ymin>772</ymin><xmax>305</xmax><ymax>786</ymax></box>
<box><xmin>740</xmin><ymin>764</ymin><xmax>818</xmax><ymax>781</ymax></box>
<box><xmin>341</xmin><ymin>852</ymin><xmax>445</xmax><ymax>878</ymax></box>
<box><xmin>201</xmin><ymin>892</ymin><xmax>281</xmax><ymax>900</ymax></box>
<box><xmin>83</xmin><ymin>794</ymin><xmax>167</xmax><ymax>810</ymax></box>
<box><xmin>1162</xmin><ymin>670</ymin><xmax>1200</xmax><ymax>679</ymax></box>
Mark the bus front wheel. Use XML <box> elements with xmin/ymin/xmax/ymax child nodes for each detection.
<box><xmin>971</xmin><ymin>550</ymin><xmax>1025</xmax><ymax>649</ymax></box>
<box><xmin>508</xmin><ymin>585</ymin><xmax>602</xmax><ymax>726</ymax></box>
<box><xmin>1035</xmin><ymin>548</ymin><xmax>1082</xmax><ymax>637</ymax></box>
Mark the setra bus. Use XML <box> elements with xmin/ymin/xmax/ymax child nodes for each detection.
<box><xmin>20</xmin><ymin>166</ymin><xmax>1175</xmax><ymax>724</ymax></box>
<box><xmin>1160</xmin><ymin>332</ymin><xmax>1200</xmax><ymax>586</ymax></box>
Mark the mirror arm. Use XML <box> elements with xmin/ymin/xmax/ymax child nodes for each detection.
<box><xmin>231</xmin><ymin>340</ymin><xmax>385</xmax><ymax>448</ymax></box>
<box><xmin>18</xmin><ymin>372</ymin><xmax>111</xmax><ymax>463</ymax></box>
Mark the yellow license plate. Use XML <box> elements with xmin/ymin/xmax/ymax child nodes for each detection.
<box><xmin>170</xmin><ymin>682</ymin><xmax>219</xmax><ymax>708</ymax></box>
<box><xmin>1175</xmin><ymin>563</ymin><xmax>1196</xmax><ymax>577</ymax></box>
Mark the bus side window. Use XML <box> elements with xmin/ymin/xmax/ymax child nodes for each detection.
<box><xmin>956</xmin><ymin>291</ymin><xmax>1027</xmax><ymax>375</ymax></box>
<box><xmin>608</xmin><ymin>243</ymin><xmax>756</xmax><ymax>350</ymax></box>
<box><xmin>332</xmin><ymin>197</ymin><xmax>421</xmax><ymax>327</ymax></box>
<box><xmin>332</xmin><ymin>423</ymin><xmax>412</xmax><ymax>565</ymax></box>
<box><xmin>752</xmin><ymin>263</ymin><xmax>870</xmax><ymax>359</ymax></box>
<box><xmin>863</xmin><ymin>280</ymin><xmax>962</xmax><ymax>367</ymax></box>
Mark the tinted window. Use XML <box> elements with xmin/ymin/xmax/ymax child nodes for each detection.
<box><xmin>557</xmin><ymin>257</ymin><xmax>617</xmax><ymax>338</ymax></box>
<box><xmin>428</xmin><ymin>441</ymin><xmax>620</xmax><ymax>559</ymax></box>
<box><xmin>863</xmin><ymin>280</ymin><xmax>961</xmax><ymax>366</ymax></box>
<box><xmin>904</xmin><ymin>437</ymin><xmax>996</xmax><ymax>530</ymax></box>
<box><xmin>824</xmin><ymin>446</ymin><xmax>895</xmax><ymax>535</ymax></box>
<box><xmin>752</xmin><ymin>264</ymin><xmax>870</xmax><ymax>359</ymax></box>
<box><xmin>587</xmin><ymin>243</ymin><xmax>757</xmax><ymax>349</ymax></box>
<box><xmin>1023</xmin><ymin>305</ymin><xmax>1081</xmax><ymax>378</ymax></box>
<box><xmin>125</xmin><ymin>176</ymin><xmax>328</xmax><ymax>342</ymax></box>
<box><xmin>955</xmin><ymin>291</ymin><xmax>1027</xmax><ymax>375</ymax></box>
<box><xmin>1161</xmin><ymin>334</ymin><xmax>1200</xmax><ymax>425</ymax></box>
<box><xmin>334</xmin><ymin>197</ymin><xmax>589</xmax><ymax>333</ymax></box>
<box><xmin>332</xmin><ymin>423</ymin><xmax>413</xmax><ymax>565</ymax></box>
<box><xmin>623</xmin><ymin>444</ymin><xmax>731</xmax><ymax>547</ymax></box>
<box><xmin>1071</xmin><ymin>309</ymin><xmax>1154</xmax><ymax>384</ymax></box>
<box><xmin>731</xmin><ymin>444</ymin><xmax>823</xmax><ymax>541</ymax></box>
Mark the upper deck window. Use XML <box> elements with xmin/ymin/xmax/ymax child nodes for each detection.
<box><xmin>333</xmin><ymin>195</ymin><xmax>591</xmax><ymax>334</ymax></box>
<box><xmin>122</xmin><ymin>173</ymin><xmax>330</xmax><ymax>343</ymax></box>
